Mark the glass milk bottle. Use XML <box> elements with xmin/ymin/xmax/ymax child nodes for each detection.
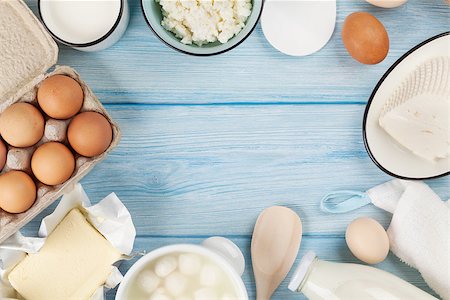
<box><xmin>288</xmin><ymin>251</ymin><xmax>438</xmax><ymax>300</ymax></box>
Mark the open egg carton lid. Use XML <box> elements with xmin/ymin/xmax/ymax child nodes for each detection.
<box><xmin>0</xmin><ymin>0</ymin><xmax>121</xmax><ymax>244</ymax></box>
<box><xmin>0</xmin><ymin>0</ymin><xmax>58</xmax><ymax>104</ymax></box>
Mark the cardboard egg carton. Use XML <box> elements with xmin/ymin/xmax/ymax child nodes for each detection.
<box><xmin>0</xmin><ymin>0</ymin><xmax>121</xmax><ymax>243</ymax></box>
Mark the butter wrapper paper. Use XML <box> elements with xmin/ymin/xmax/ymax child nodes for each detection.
<box><xmin>0</xmin><ymin>184</ymin><xmax>136</xmax><ymax>300</ymax></box>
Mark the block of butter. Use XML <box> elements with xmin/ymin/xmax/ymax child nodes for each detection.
<box><xmin>8</xmin><ymin>208</ymin><xmax>122</xmax><ymax>300</ymax></box>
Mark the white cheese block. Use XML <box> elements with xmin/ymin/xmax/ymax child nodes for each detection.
<box><xmin>379</xmin><ymin>56</ymin><xmax>450</xmax><ymax>161</ymax></box>
<box><xmin>8</xmin><ymin>208</ymin><xmax>121</xmax><ymax>300</ymax></box>
<box><xmin>380</xmin><ymin>94</ymin><xmax>449</xmax><ymax>161</ymax></box>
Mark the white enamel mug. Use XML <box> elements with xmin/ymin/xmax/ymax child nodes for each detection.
<box><xmin>116</xmin><ymin>237</ymin><xmax>249</xmax><ymax>299</ymax></box>
<box><xmin>38</xmin><ymin>0</ymin><xmax>130</xmax><ymax>52</ymax></box>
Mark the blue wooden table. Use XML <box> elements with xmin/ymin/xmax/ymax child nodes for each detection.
<box><xmin>24</xmin><ymin>0</ymin><xmax>449</xmax><ymax>299</ymax></box>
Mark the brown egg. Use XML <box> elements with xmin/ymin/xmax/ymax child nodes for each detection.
<box><xmin>0</xmin><ymin>139</ymin><xmax>6</xmax><ymax>171</ymax></box>
<box><xmin>0</xmin><ymin>171</ymin><xmax>36</xmax><ymax>214</ymax></box>
<box><xmin>37</xmin><ymin>75</ymin><xmax>84</xmax><ymax>119</ymax></box>
<box><xmin>346</xmin><ymin>217</ymin><xmax>390</xmax><ymax>264</ymax></box>
<box><xmin>68</xmin><ymin>112</ymin><xmax>113</xmax><ymax>157</ymax></box>
<box><xmin>0</xmin><ymin>103</ymin><xmax>45</xmax><ymax>147</ymax></box>
<box><xmin>342</xmin><ymin>12</ymin><xmax>389</xmax><ymax>65</ymax></box>
<box><xmin>31</xmin><ymin>142</ymin><xmax>75</xmax><ymax>186</ymax></box>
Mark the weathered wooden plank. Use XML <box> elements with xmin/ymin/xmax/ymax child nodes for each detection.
<box><xmin>15</xmin><ymin>2</ymin><xmax>449</xmax><ymax>297</ymax></box>
<box><xmin>26</xmin><ymin>0</ymin><xmax>450</xmax><ymax>104</ymax></box>
<box><xmin>21</xmin><ymin>104</ymin><xmax>449</xmax><ymax>237</ymax></box>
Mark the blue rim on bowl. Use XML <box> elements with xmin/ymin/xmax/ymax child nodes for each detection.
<box><xmin>141</xmin><ymin>0</ymin><xmax>263</xmax><ymax>56</ymax></box>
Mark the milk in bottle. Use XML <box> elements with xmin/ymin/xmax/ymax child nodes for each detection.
<box><xmin>288</xmin><ymin>251</ymin><xmax>437</xmax><ymax>300</ymax></box>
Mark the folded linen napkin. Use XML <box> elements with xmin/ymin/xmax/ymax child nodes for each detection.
<box><xmin>321</xmin><ymin>180</ymin><xmax>450</xmax><ymax>300</ymax></box>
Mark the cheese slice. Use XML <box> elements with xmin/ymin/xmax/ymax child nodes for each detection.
<box><xmin>379</xmin><ymin>93</ymin><xmax>450</xmax><ymax>161</ymax></box>
<box><xmin>379</xmin><ymin>56</ymin><xmax>450</xmax><ymax>161</ymax></box>
<box><xmin>8</xmin><ymin>209</ymin><xmax>121</xmax><ymax>300</ymax></box>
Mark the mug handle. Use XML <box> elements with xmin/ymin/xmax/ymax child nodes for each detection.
<box><xmin>202</xmin><ymin>237</ymin><xmax>245</xmax><ymax>276</ymax></box>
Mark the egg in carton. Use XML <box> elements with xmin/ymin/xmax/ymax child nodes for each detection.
<box><xmin>0</xmin><ymin>0</ymin><xmax>121</xmax><ymax>244</ymax></box>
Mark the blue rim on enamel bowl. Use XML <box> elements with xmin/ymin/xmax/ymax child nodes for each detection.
<box><xmin>363</xmin><ymin>31</ymin><xmax>450</xmax><ymax>180</ymax></box>
<box><xmin>140</xmin><ymin>0</ymin><xmax>263</xmax><ymax>56</ymax></box>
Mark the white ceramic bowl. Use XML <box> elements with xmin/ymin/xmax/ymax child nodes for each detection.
<box><xmin>141</xmin><ymin>0</ymin><xmax>263</xmax><ymax>56</ymax></box>
<box><xmin>116</xmin><ymin>237</ymin><xmax>249</xmax><ymax>299</ymax></box>
<box><xmin>363</xmin><ymin>32</ymin><xmax>450</xmax><ymax>180</ymax></box>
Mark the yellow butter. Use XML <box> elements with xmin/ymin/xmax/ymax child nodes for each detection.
<box><xmin>8</xmin><ymin>208</ymin><xmax>121</xmax><ymax>300</ymax></box>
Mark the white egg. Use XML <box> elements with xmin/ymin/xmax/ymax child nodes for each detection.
<box><xmin>200</xmin><ymin>264</ymin><xmax>222</xmax><ymax>287</ymax></box>
<box><xmin>164</xmin><ymin>271</ymin><xmax>188</xmax><ymax>296</ymax></box>
<box><xmin>155</xmin><ymin>256</ymin><xmax>178</xmax><ymax>278</ymax></box>
<box><xmin>345</xmin><ymin>217</ymin><xmax>390</xmax><ymax>264</ymax></box>
<box><xmin>365</xmin><ymin>0</ymin><xmax>407</xmax><ymax>8</ymax></box>
<box><xmin>137</xmin><ymin>270</ymin><xmax>161</xmax><ymax>294</ymax></box>
<box><xmin>194</xmin><ymin>288</ymin><xmax>219</xmax><ymax>300</ymax></box>
<box><xmin>179</xmin><ymin>253</ymin><xmax>202</xmax><ymax>276</ymax></box>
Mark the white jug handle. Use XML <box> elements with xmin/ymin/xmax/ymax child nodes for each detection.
<box><xmin>202</xmin><ymin>237</ymin><xmax>245</xmax><ymax>276</ymax></box>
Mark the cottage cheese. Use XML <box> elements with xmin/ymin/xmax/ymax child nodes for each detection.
<box><xmin>157</xmin><ymin>0</ymin><xmax>252</xmax><ymax>46</ymax></box>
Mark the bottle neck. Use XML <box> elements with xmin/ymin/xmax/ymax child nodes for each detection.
<box><xmin>288</xmin><ymin>251</ymin><xmax>318</xmax><ymax>293</ymax></box>
<box><xmin>297</xmin><ymin>258</ymin><xmax>318</xmax><ymax>292</ymax></box>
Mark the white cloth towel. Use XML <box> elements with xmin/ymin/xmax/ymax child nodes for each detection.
<box><xmin>367</xmin><ymin>180</ymin><xmax>450</xmax><ymax>300</ymax></box>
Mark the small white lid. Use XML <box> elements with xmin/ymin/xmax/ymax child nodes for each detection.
<box><xmin>288</xmin><ymin>251</ymin><xmax>317</xmax><ymax>292</ymax></box>
<box><xmin>0</xmin><ymin>0</ymin><xmax>58</xmax><ymax>102</ymax></box>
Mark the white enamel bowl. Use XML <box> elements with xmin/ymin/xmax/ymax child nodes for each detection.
<box><xmin>363</xmin><ymin>32</ymin><xmax>450</xmax><ymax>180</ymax></box>
<box><xmin>115</xmin><ymin>237</ymin><xmax>249</xmax><ymax>299</ymax></box>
